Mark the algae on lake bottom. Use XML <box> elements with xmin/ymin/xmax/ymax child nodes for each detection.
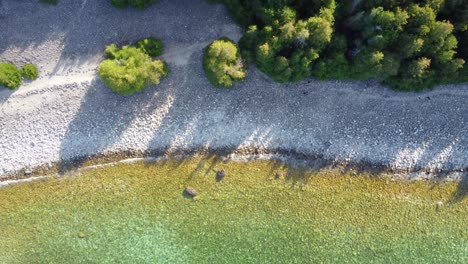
<box><xmin>0</xmin><ymin>156</ymin><xmax>467</xmax><ymax>263</ymax></box>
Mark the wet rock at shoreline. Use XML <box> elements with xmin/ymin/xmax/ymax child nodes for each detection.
<box><xmin>275</xmin><ymin>172</ymin><xmax>284</xmax><ymax>180</ymax></box>
<box><xmin>184</xmin><ymin>186</ymin><xmax>198</xmax><ymax>197</ymax></box>
<box><xmin>216</xmin><ymin>169</ymin><xmax>225</xmax><ymax>182</ymax></box>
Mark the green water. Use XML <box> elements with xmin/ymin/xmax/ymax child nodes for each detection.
<box><xmin>0</xmin><ymin>157</ymin><xmax>467</xmax><ymax>263</ymax></box>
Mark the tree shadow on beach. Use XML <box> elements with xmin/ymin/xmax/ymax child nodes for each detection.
<box><xmin>57</xmin><ymin>77</ymin><xmax>174</xmax><ymax>174</ymax></box>
<box><xmin>0</xmin><ymin>88</ymin><xmax>15</xmax><ymax>105</ymax></box>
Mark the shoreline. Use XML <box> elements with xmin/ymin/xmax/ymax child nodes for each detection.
<box><xmin>2</xmin><ymin>147</ymin><xmax>466</xmax><ymax>187</ymax></box>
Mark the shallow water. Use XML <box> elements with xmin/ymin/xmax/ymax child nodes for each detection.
<box><xmin>0</xmin><ymin>156</ymin><xmax>467</xmax><ymax>263</ymax></box>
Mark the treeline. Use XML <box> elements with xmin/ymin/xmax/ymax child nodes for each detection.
<box><xmin>212</xmin><ymin>0</ymin><xmax>467</xmax><ymax>90</ymax></box>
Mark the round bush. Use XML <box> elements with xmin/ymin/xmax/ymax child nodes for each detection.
<box><xmin>203</xmin><ymin>38</ymin><xmax>247</xmax><ymax>88</ymax></box>
<box><xmin>22</xmin><ymin>64</ymin><xmax>39</xmax><ymax>80</ymax></box>
<box><xmin>0</xmin><ymin>63</ymin><xmax>22</xmax><ymax>90</ymax></box>
<box><xmin>135</xmin><ymin>37</ymin><xmax>164</xmax><ymax>57</ymax></box>
<box><xmin>98</xmin><ymin>44</ymin><xmax>168</xmax><ymax>95</ymax></box>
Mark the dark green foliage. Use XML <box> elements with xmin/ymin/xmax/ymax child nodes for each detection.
<box><xmin>203</xmin><ymin>38</ymin><xmax>247</xmax><ymax>87</ymax></box>
<box><xmin>235</xmin><ymin>1</ymin><xmax>337</xmax><ymax>83</ymax></box>
<box><xmin>135</xmin><ymin>37</ymin><xmax>164</xmax><ymax>57</ymax></box>
<box><xmin>98</xmin><ymin>43</ymin><xmax>168</xmax><ymax>95</ymax></box>
<box><xmin>337</xmin><ymin>2</ymin><xmax>466</xmax><ymax>90</ymax></box>
<box><xmin>39</xmin><ymin>0</ymin><xmax>58</xmax><ymax>5</ymax></box>
<box><xmin>111</xmin><ymin>0</ymin><xmax>156</xmax><ymax>9</ymax></box>
<box><xmin>22</xmin><ymin>64</ymin><xmax>39</xmax><ymax>80</ymax></box>
<box><xmin>313</xmin><ymin>33</ymin><xmax>351</xmax><ymax>80</ymax></box>
<box><xmin>0</xmin><ymin>63</ymin><xmax>22</xmax><ymax>90</ymax></box>
<box><xmin>216</xmin><ymin>0</ymin><xmax>467</xmax><ymax>90</ymax></box>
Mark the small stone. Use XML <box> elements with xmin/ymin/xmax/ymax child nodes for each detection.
<box><xmin>216</xmin><ymin>169</ymin><xmax>225</xmax><ymax>182</ymax></box>
<box><xmin>24</xmin><ymin>169</ymin><xmax>32</xmax><ymax>175</ymax></box>
<box><xmin>184</xmin><ymin>186</ymin><xmax>198</xmax><ymax>197</ymax></box>
<box><xmin>275</xmin><ymin>172</ymin><xmax>284</xmax><ymax>179</ymax></box>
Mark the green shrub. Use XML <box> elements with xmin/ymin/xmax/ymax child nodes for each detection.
<box><xmin>22</xmin><ymin>64</ymin><xmax>39</xmax><ymax>80</ymax></box>
<box><xmin>0</xmin><ymin>63</ymin><xmax>22</xmax><ymax>90</ymax></box>
<box><xmin>203</xmin><ymin>38</ymin><xmax>247</xmax><ymax>88</ymax></box>
<box><xmin>98</xmin><ymin>44</ymin><xmax>168</xmax><ymax>95</ymax></box>
<box><xmin>135</xmin><ymin>37</ymin><xmax>164</xmax><ymax>57</ymax></box>
<box><xmin>111</xmin><ymin>0</ymin><xmax>156</xmax><ymax>9</ymax></box>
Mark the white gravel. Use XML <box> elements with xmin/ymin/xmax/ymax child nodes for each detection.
<box><xmin>0</xmin><ymin>0</ymin><xmax>467</xmax><ymax>179</ymax></box>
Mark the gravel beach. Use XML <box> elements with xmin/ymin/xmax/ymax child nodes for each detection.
<box><xmin>0</xmin><ymin>0</ymin><xmax>467</xmax><ymax>179</ymax></box>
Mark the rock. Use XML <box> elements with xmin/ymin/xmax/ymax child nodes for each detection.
<box><xmin>275</xmin><ymin>172</ymin><xmax>284</xmax><ymax>179</ymax></box>
<box><xmin>184</xmin><ymin>186</ymin><xmax>198</xmax><ymax>197</ymax></box>
<box><xmin>24</xmin><ymin>169</ymin><xmax>32</xmax><ymax>175</ymax></box>
<box><xmin>216</xmin><ymin>169</ymin><xmax>225</xmax><ymax>182</ymax></box>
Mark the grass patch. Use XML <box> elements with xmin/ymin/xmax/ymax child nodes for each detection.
<box><xmin>0</xmin><ymin>156</ymin><xmax>466</xmax><ymax>263</ymax></box>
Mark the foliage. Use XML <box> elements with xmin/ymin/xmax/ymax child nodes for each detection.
<box><xmin>0</xmin><ymin>63</ymin><xmax>22</xmax><ymax>90</ymax></box>
<box><xmin>215</xmin><ymin>0</ymin><xmax>467</xmax><ymax>90</ymax></box>
<box><xmin>22</xmin><ymin>64</ymin><xmax>39</xmax><ymax>80</ymax></box>
<box><xmin>135</xmin><ymin>37</ymin><xmax>164</xmax><ymax>57</ymax></box>
<box><xmin>98</xmin><ymin>44</ymin><xmax>168</xmax><ymax>95</ymax></box>
<box><xmin>237</xmin><ymin>1</ymin><xmax>337</xmax><ymax>83</ymax></box>
<box><xmin>203</xmin><ymin>38</ymin><xmax>247</xmax><ymax>87</ymax></box>
<box><xmin>111</xmin><ymin>0</ymin><xmax>156</xmax><ymax>9</ymax></box>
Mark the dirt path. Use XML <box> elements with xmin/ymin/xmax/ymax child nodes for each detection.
<box><xmin>0</xmin><ymin>0</ymin><xmax>467</xmax><ymax>179</ymax></box>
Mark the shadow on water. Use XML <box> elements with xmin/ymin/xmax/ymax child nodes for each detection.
<box><xmin>450</xmin><ymin>174</ymin><xmax>468</xmax><ymax>203</ymax></box>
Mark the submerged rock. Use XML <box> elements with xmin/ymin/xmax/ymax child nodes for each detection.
<box><xmin>275</xmin><ymin>172</ymin><xmax>284</xmax><ymax>179</ymax></box>
<box><xmin>184</xmin><ymin>186</ymin><xmax>198</xmax><ymax>197</ymax></box>
<box><xmin>216</xmin><ymin>169</ymin><xmax>225</xmax><ymax>182</ymax></box>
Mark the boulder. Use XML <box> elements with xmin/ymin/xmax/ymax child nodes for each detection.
<box><xmin>216</xmin><ymin>169</ymin><xmax>225</xmax><ymax>182</ymax></box>
<box><xmin>275</xmin><ymin>172</ymin><xmax>284</xmax><ymax>179</ymax></box>
<box><xmin>184</xmin><ymin>186</ymin><xmax>198</xmax><ymax>197</ymax></box>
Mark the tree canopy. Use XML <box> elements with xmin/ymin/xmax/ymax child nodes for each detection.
<box><xmin>203</xmin><ymin>38</ymin><xmax>247</xmax><ymax>87</ymax></box>
<box><xmin>98</xmin><ymin>40</ymin><xmax>168</xmax><ymax>95</ymax></box>
<box><xmin>214</xmin><ymin>0</ymin><xmax>467</xmax><ymax>90</ymax></box>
